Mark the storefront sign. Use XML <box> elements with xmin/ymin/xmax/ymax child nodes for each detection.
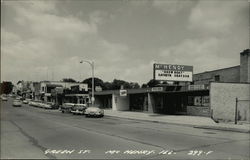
<box><xmin>188</xmin><ymin>84</ymin><xmax>205</xmax><ymax>90</ymax></box>
<box><xmin>45</xmin><ymin>93</ymin><xmax>51</xmax><ymax>96</ymax></box>
<box><xmin>120</xmin><ymin>89</ymin><xmax>127</xmax><ymax>96</ymax></box>
<box><xmin>95</xmin><ymin>86</ymin><xmax>102</xmax><ymax>92</ymax></box>
<box><xmin>79</xmin><ymin>84</ymin><xmax>88</xmax><ymax>91</ymax></box>
<box><xmin>151</xmin><ymin>87</ymin><xmax>163</xmax><ymax>92</ymax></box>
<box><xmin>153</xmin><ymin>64</ymin><xmax>193</xmax><ymax>82</ymax></box>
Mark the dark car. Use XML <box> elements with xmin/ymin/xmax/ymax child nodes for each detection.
<box><xmin>61</xmin><ymin>103</ymin><xmax>74</xmax><ymax>113</ymax></box>
<box><xmin>71</xmin><ymin>104</ymin><xmax>87</xmax><ymax>115</ymax></box>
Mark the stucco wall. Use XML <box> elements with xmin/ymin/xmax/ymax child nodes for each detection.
<box><xmin>94</xmin><ymin>96</ymin><xmax>102</xmax><ymax>108</ymax></box>
<box><xmin>210</xmin><ymin>82</ymin><xmax>250</xmax><ymax>121</ymax></box>
<box><xmin>112</xmin><ymin>94</ymin><xmax>130</xmax><ymax>111</ymax></box>
<box><xmin>147</xmin><ymin>93</ymin><xmax>155</xmax><ymax>113</ymax></box>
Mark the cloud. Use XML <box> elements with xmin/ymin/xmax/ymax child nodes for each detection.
<box><xmin>188</xmin><ymin>1</ymin><xmax>247</xmax><ymax>34</ymax></box>
<box><xmin>1</xmin><ymin>1</ymin><xmax>131</xmax><ymax>83</ymax></box>
<box><xmin>153</xmin><ymin>0</ymin><xmax>195</xmax><ymax>15</ymax></box>
<box><xmin>159</xmin><ymin>37</ymin><xmax>237</xmax><ymax>73</ymax></box>
<box><xmin>1</xmin><ymin>29</ymin><xmax>21</xmax><ymax>44</ymax></box>
<box><xmin>14</xmin><ymin>4</ymin><xmax>97</xmax><ymax>40</ymax></box>
<box><xmin>1</xmin><ymin>0</ymin><xmax>248</xmax><ymax>85</ymax></box>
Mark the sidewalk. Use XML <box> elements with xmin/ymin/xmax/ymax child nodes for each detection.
<box><xmin>104</xmin><ymin>109</ymin><xmax>250</xmax><ymax>133</ymax></box>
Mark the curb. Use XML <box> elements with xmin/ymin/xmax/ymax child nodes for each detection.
<box><xmin>193</xmin><ymin>125</ymin><xmax>250</xmax><ymax>133</ymax></box>
<box><xmin>104</xmin><ymin>115</ymin><xmax>196</xmax><ymax>127</ymax></box>
<box><xmin>105</xmin><ymin>114</ymin><xmax>250</xmax><ymax>133</ymax></box>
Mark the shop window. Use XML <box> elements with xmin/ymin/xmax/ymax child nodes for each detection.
<box><xmin>202</xmin><ymin>96</ymin><xmax>210</xmax><ymax>106</ymax></box>
<box><xmin>194</xmin><ymin>96</ymin><xmax>202</xmax><ymax>106</ymax></box>
<box><xmin>188</xmin><ymin>96</ymin><xmax>194</xmax><ymax>106</ymax></box>
<box><xmin>214</xmin><ymin>75</ymin><xmax>220</xmax><ymax>81</ymax></box>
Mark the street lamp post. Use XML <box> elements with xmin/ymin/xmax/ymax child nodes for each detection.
<box><xmin>80</xmin><ymin>60</ymin><xmax>95</xmax><ymax>105</ymax></box>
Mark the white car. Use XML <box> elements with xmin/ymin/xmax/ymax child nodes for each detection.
<box><xmin>43</xmin><ymin>102</ymin><xmax>53</xmax><ymax>109</ymax></box>
<box><xmin>29</xmin><ymin>101</ymin><xmax>36</xmax><ymax>106</ymax></box>
<box><xmin>85</xmin><ymin>106</ymin><xmax>104</xmax><ymax>117</ymax></box>
<box><xmin>13</xmin><ymin>99</ymin><xmax>22</xmax><ymax>107</ymax></box>
<box><xmin>23</xmin><ymin>100</ymin><xmax>28</xmax><ymax>104</ymax></box>
<box><xmin>1</xmin><ymin>96</ymin><xmax>8</xmax><ymax>101</ymax></box>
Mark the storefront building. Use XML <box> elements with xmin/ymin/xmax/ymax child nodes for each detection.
<box><xmin>95</xmin><ymin>49</ymin><xmax>249</xmax><ymax>121</ymax></box>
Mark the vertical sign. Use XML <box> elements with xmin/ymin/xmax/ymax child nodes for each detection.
<box><xmin>120</xmin><ymin>90</ymin><xmax>127</xmax><ymax>96</ymax></box>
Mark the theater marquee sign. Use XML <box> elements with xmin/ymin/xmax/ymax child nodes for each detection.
<box><xmin>153</xmin><ymin>64</ymin><xmax>193</xmax><ymax>82</ymax></box>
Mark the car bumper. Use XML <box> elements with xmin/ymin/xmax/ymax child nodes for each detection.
<box><xmin>86</xmin><ymin>112</ymin><xmax>104</xmax><ymax>116</ymax></box>
<box><xmin>71</xmin><ymin>110</ymin><xmax>85</xmax><ymax>114</ymax></box>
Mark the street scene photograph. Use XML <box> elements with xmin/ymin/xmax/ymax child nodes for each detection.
<box><xmin>1</xmin><ymin>0</ymin><xmax>250</xmax><ymax>159</ymax></box>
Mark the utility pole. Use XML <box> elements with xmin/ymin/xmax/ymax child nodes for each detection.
<box><xmin>235</xmin><ymin>97</ymin><xmax>238</xmax><ymax>124</ymax></box>
<box><xmin>80</xmin><ymin>60</ymin><xmax>95</xmax><ymax>106</ymax></box>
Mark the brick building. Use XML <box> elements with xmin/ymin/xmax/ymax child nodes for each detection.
<box><xmin>193</xmin><ymin>49</ymin><xmax>249</xmax><ymax>85</ymax></box>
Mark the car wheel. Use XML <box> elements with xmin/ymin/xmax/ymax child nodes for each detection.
<box><xmin>62</xmin><ymin>110</ymin><xmax>65</xmax><ymax>113</ymax></box>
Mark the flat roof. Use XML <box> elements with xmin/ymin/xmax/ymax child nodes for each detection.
<box><xmin>194</xmin><ymin>65</ymin><xmax>240</xmax><ymax>75</ymax></box>
<box><xmin>95</xmin><ymin>87</ymin><xmax>209</xmax><ymax>95</ymax></box>
<box><xmin>65</xmin><ymin>94</ymin><xmax>89</xmax><ymax>97</ymax></box>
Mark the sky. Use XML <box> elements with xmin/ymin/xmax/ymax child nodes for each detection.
<box><xmin>1</xmin><ymin>0</ymin><xmax>249</xmax><ymax>85</ymax></box>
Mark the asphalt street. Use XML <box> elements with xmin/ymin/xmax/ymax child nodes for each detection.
<box><xmin>1</xmin><ymin>98</ymin><xmax>249</xmax><ymax>159</ymax></box>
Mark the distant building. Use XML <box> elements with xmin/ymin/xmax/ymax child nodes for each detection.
<box><xmin>16</xmin><ymin>80</ymin><xmax>33</xmax><ymax>98</ymax></box>
<box><xmin>193</xmin><ymin>49</ymin><xmax>250</xmax><ymax>85</ymax></box>
<box><xmin>39</xmin><ymin>81</ymin><xmax>88</xmax><ymax>103</ymax></box>
<box><xmin>30</xmin><ymin>82</ymin><xmax>41</xmax><ymax>100</ymax></box>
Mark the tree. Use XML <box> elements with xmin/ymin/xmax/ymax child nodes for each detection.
<box><xmin>109</xmin><ymin>79</ymin><xmax>139</xmax><ymax>90</ymax></box>
<box><xmin>62</xmin><ymin>78</ymin><xmax>76</xmax><ymax>82</ymax></box>
<box><xmin>103</xmin><ymin>82</ymin><xmax>113</xmax><ymax>90</ymax></box>
<box><xmin>146</xmin><ymin>79</ymin><xmax>160</xmax><ymax>87</ymax></box>
<box><xmin>82</xmin><ymin>77</ymin><xmax>105</xmax><ymax>91</ymax></box>
<box><xmin>17</xmin><ymin>80</ymin><xmax>22</xmax><ymax>85</ymax></box>
<box><xmin>129</xmin><ymin>82</ymin><xmax>140</xmax><ymax>89</ymax></box>
<box><xmin>111</xmin><ymin>79</ymin><xmax>130</xmax><ymax>90</ymax></box>
<box><xmin>141</xmin><ymin>83</ymin><xmax>148</xmax><ymax>88</ymax></box>
<box><xmin>0</xmin><ymin>81</ymin><xmax>14</xmax><ymax>94</ymax></box>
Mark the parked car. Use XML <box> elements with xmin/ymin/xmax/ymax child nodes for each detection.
<box><xmin>23</xmin><ymin>100</ymin><xmax>28</xmax><ymax>104</ymax></box>
<box><xmin>1</xmin><ymin>96</ymin><xmax>8</xmax><ymax>101</ymax></box>
<box><xmin>61</xmin><ymin>103</ymin><xmax>75</xmax><ymax>113</ymax></box>
<box><xmin>16</xmin><ymin>97</ymin><xmax>21</xmax><ymax>100</ymax></box>
<box><xmin>13</xmin><ymin>99</ymin><xmax>22</xmax><ymax>107</ymax></box>
<box><xmin>29</xmin><ymin>100</ymin><xmax>36</xmax><ymax>106</ymax></box>
<box><xmin>43</xmin><ymin>102</ymin><xmax>58</xmax><ymax>109</ymax></box>
<box><xmin>85</xmin><ymin>106</ymin><xmax>104</xmax><ymax>117</ymax></box>
<box><xmin>51</xmin><ymin>103</ymin><xmax>60</xmax><ymax>109</ymax></box>
<box><xmin>71</xmin><ymin>104</ymin><xmax>87</xmax><ymax>115</ymax></box>
<box><xmin>36</xmin><ymin>101</ymin><xmax>44</xmax><ymax>108</ymax></box>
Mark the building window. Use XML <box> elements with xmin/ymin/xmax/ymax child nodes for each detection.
<box><xmin>214</xmin><ymin>75</ymin><xmax>220</xmax><ymax>81</ymax></box>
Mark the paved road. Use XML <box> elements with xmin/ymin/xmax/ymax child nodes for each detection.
<box><xmin>1</xmin><ymin>98</ymin><xmax>249</xmax><ymax>159</ymax></box>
